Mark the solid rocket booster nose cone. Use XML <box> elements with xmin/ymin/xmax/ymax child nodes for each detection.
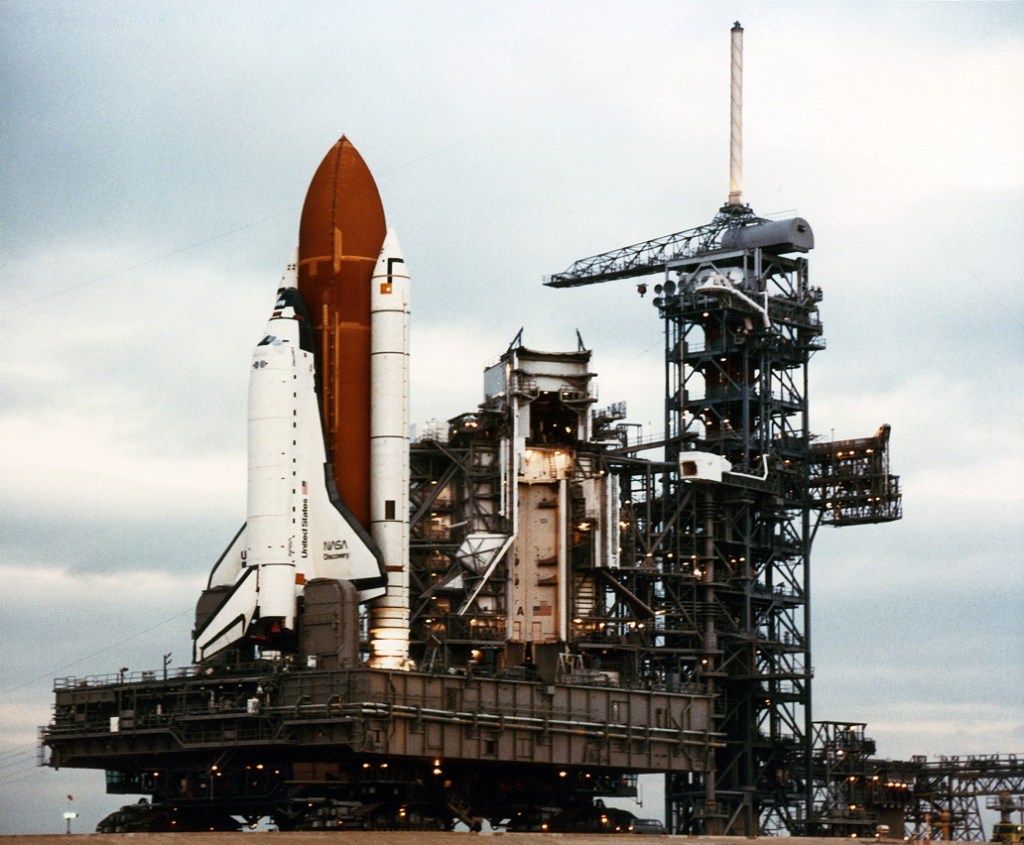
<box><xmin>373</xmin><ymin>230</ymin><xmax>407</xmax><ymax>276</ymax></box>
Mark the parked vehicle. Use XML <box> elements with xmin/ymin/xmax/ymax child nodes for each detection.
<box><xmin>629</xmin><ymin>818</ymin><xmax>668</xmax><ymax>834</ymax></box>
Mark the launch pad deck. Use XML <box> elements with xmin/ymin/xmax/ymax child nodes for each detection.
<box><xmin>46</xmin><ymin>666</ymin><xmax>714</xmax><ymax>830</ymax></box>
<box><xmin>49</xmin><ymin>666</ymin><xmax>714</xmax><ymax>770</ymax></box>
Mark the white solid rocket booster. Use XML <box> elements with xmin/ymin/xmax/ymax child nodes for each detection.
<box><xmin>368</xmin><ymin>230</ymin><xmax>412</xmax><ymax>669</ymax></box>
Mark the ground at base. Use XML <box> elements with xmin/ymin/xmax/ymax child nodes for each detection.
<box><xmin>0</xmin><ymin>835</ymin><xmax>900</xmax><ymax>845</ymax></box>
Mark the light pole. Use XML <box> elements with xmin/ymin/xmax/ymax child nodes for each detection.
<box><xmin>63</xmin><ymin>811</ymin><xmax>77</xmax><ymax>834</ymax></box>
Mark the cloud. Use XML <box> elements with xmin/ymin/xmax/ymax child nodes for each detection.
<box><xmin>1</xmin><ymin>565</ymin><xmax>199</xmax><ymax>674</ymax></box>
<box><xmin>0</xmin><ymin>243</ymin><xmax>278</xmax><ymax>524</ymax></box>
<box><xmin>0</xmin><ymin>564</ymin><xmax>200</xmax><ymax>833</ymax></box>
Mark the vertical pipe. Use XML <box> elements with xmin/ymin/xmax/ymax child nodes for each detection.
<box><xmin>728</xmin><ymin>22</ymin><xmax>744</xmax><ymax>207</ymax></box>
<box><xmin>802</xmin><ymin>322</ymin><xmax>816</xmax><ymax>826</ymax></box>
<box><xmin>701</xmin><ymin>491</ymin><xmax>719</xmax><ymax>833</ymax></box>
<box><xmin>558</xmin><ymin>476</ymin><xmax>569</xmax><ymax>642</ymax></box>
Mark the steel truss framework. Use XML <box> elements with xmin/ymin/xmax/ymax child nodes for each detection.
<box><xmin>405</xmin><ymin>205</ymin><xmax>913</xmax><ymax>834</ymax></box>
<box><xmin>654</xmin><ymin>226</ymin><xmax>823</xmax><ymax>835</ymax></box>
<box><xmin>545</xmin><ymin>207</ymin><xmax>764</xmax><ymax>288</ymax></box>
<box><xmin>809</xmin><ymin>426</ymin><xmax>902</xmax><ymax>526</ymax></box>
<box><xmin>402</xmin><ymin>206</ymin><xmax>837</xmax><ymax>834</ymax></box>
<box><xmin>810</xmin><ymin>722</ymin><xmax>1024</xmax><ymax>842</ymax></box>
<box><xmin>408</xmin><ymin>415</ymin><xmax>512</xmax><ymax>671</ymax></box>
<box><xmin>912</xmin><ymin>755</ymin><xmax>1024</xmax><ymax>842</ymax></box>
<box><xmin>538</xmin><ymin>205</ymin><xmax>899</xmax><ymax>835</ymax></box>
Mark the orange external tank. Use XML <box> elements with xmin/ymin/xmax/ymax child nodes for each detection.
<box><xmin>297</xmin><ymin>136</ymin><xmax>386</xmax><ymax>528</ymax></box>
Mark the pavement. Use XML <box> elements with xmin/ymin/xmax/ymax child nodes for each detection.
<box><xmin>0</xmin><ymin>835</ymin><xmax>868</xmax><ymax>844</ymax></box>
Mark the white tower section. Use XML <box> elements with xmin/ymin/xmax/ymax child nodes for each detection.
<box><xmin>482</xmin><ymin>344</ymin><xmax>618</xmax><ymax>680</ymax></box>
<box><xmin>368</xmin><ymin>230</ymin><xmax>412</xmax><ymax>669</ymax></box>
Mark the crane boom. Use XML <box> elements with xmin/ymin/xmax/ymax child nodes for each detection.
<box><xmin>544</xmin><ymin>207</ymin><xmax>763</xmax><ymax>289</ymax></box>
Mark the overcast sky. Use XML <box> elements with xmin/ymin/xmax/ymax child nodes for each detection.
<box><xmin>1</xmin><ymin>0</ymin><xmax>1022</xmax><ymax>835</ymax></box>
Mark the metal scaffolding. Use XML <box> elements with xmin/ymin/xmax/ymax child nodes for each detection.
<box><xmin>540</xmin><ymin>202</ymin><xmax>901</xmax><ymax>835</ymax></box>
<box><xmin>809</xmin><ymin>425</ymin><xmax>902</xmax><ymax>527</ymax></box>
<box><xmin>912</xmin><ymin>755</ymin><xmax>1024</xmax><ymax>842</ymax></box>
<box><xmin>809</xmin><ymin>722</ymin><xmax>1024</xmax><ymax>841</ymax></box>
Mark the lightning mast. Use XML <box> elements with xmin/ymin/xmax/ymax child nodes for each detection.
<box><xmin>728</xmin><ymin>21</ymin><xmax>744</xmax><ymax>208</ymax></box>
